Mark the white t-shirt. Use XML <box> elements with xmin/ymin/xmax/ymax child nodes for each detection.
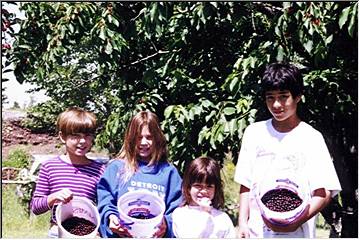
<box><xmin>172</xmin><ymin>205</ymin><xmax>236</xmax><ymax>238</ymax></box>
<box><xmin>234</xmin><ymin>119</ymin><xmax>342</xmax><ymax>238</ymax></box>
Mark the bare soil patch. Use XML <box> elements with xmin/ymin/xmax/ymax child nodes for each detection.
<box><xmin>2</xmin><ymin>112</ymin><xmax>64</xmax><ymax>160</ymax></box>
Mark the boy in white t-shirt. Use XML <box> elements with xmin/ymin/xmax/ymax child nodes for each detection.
<box><xmin>234</xmin><ymin>62</ymin><xmax>341</xmax><ymax>238</ymax></box>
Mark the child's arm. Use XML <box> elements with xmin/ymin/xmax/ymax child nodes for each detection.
<box><xmin>263</xmin><ymin>188</ymin><xmax>331</xmax><ymax>232</ymax></box>
<box><xmin>97</xmin><ymin>162</ymin><xmax>121</xmax><ymax>238</ymax></box>
<box><xmin>31</xmin><ymin>165</ymin><xmax>51</xmax><ymax>215</ymax></box>
<box><xmin>163</xmin><ymin>167</ymin><xmax>183</xmax><ymax>238</ymax></box>
<box><xmin>238</xmin><ymin>185</ymin><xmax>250</xmax><ymax>238</ymax></box>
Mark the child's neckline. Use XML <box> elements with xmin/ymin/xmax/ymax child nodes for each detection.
<box><xmin>270</xmin><ymin>118</ymin><xmax>302</xmax><ymax>133</ymax></box>
<box><xmin>59</xmin><ymin>155</ymin><xmax>92</xmax><ymax>166</ymax></box>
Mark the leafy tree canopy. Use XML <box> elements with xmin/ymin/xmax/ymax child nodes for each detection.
<box><xmin>9</xmin><ymin>1</ymin><xmax>357</xmax><ymax>167</ymax></box>
<box><xmin>6</xmin><ymin>2</ymin><xmax>358</xmax><ymax>235</ymax></box>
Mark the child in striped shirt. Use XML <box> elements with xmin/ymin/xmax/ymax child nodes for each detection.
<box><xmin>30</xmin><ymin>107</ymin><xmax>105</xmax><ymax>238</ymax></box>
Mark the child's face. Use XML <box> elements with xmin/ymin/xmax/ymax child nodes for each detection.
<box><xmin>265</xmin><ymin>90</ymin><xmax>301</xmax><ymax>122</ymax></box>
<box><xmin>189</xmin><ymin>182</ymin><xmax>215</xmax><ymax>207</ymax></box>
<box><xmin>60</xmin><ymin>132</ymin><xmax>94</xmax><ymax>157</ymax></box>
<box><xmin>136</xmin><ymin>125</ymin><xmax>153</xmax><ymax>161</ymax></box>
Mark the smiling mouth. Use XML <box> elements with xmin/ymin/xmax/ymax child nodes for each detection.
<box><xmin>273</xmin><ymin>110</ymin><xmax>283</xmax><ymax>114</ymax></box>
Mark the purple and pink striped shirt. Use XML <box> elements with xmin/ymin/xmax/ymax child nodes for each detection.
<box><xmin>30</xmin><ymin>156</ymin><xmax>105</xmax><ymax>223</ymax></box>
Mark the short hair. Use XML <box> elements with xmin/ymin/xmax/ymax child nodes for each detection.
<box><xmin>181</xmin><ymin>156</ymin><xmax>224</xmax><ymax>209</ymax></box>
<box><xmin>261</xmin><ymin>62</ymin><xmax>304</xmax><ymax>97</ymax></box>
<box><xmin>118</xmin><ymin>111</ymin><xmax>168</xmax><ymax>178</ymax></box>
<box><xmin>56</xmin><ymin>107</ymin><xmax>97</xmax><ymax>137</ymax></box>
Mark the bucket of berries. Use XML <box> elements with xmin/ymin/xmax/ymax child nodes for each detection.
<box><xmin>254</xmin><ymin>176</ymin><xmax>310</xmax><ymax>226</ymax></box>
<box><xmin>117</xmin><ymin>189</ymin><xmax>165</xmax><ymax>238</ymax></box>
<box><xmin>56</xmin><ymin>196</ymin><xmax>100</xmax><ymax>238</ymax></box>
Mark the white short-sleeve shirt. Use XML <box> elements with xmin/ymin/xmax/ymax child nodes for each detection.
<box><xmin>234</xmin><ymin>119</ymin><xmax>341</xmax><ymax>238</ymax></box>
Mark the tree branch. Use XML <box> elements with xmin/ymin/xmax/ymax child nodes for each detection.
<box><xmin>127</xmin><ymin>49</ymin><xmax>181</xmax><ymax>66</ymax></box>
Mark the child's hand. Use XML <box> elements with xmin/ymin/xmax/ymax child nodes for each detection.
<box><xmin>199</xmin><ymin>197</ymin><xmax>212</xmax><ymax>213</ymax></box>
<box><xmin>237</xmin><ymin>224</ymin><xmax>250</xmax><ymax>238</ymax></box>
<box><xmin>153</xmin><ymin>217</ymin><xmax>167</xmax><ymax>237</ymax></box>
<box><xmin>108</xmin><ymin>214</ymin><xmax>132</xmax><ymax>237</ymax></box>
<box><xmin>47</xmin><ymin>188</ymin><xmax>73</xmax><ymax>207</ymax></box>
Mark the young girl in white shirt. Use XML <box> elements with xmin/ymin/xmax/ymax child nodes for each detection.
<box><xmin>172</xmin><ymin>156</ymin><xmax>236</xmax><ymax>238</ymax></box>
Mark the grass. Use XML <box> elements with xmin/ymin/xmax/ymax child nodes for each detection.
<box><xmin>2</xmin><ymin>184</ymin><xmax>50</xmax><ymax>238</ymax></box>
<box><xmin>316</xmin><ymin>213</ymin><xmax>331</xmax><ymax>238</ymax></box>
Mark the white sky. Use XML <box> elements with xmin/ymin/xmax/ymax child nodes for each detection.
<box><xmin>2</xmin><ymin>2</ymin><xmax>50</xmax><ymax>109</ymax></box>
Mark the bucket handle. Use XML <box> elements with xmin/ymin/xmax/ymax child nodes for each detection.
<box><xmin>120</xmin><ymin>219</ymin><xmax>135</xmax><ymax>230</ymax></box>
<box><xmin>51</xmin><ymin>202</ymin><xmax>60</xmax><ymax>223</ymax></box>
<box><xmin>50</xmin><ymin>197</ymin><xmax>97</xmax><ymax>223</ymax></box>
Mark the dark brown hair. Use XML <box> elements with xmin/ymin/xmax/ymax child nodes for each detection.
<box><xmin>181</xmin><ymin>156</ymin><xmax>224</xmax><ymax>209</ymax></box>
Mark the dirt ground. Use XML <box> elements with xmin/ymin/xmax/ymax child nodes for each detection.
<box><xmin>1</xmin><ymin>109</ymin><xmax>108</xmax><ymax>161</ymax></box>
<box><xmin>2</xmin><ymin>110</ymin><xmax>64</xmax><ymax>160</ymax></box>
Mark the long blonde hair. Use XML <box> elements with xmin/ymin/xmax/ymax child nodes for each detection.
<box><xmin>117</xmin><ymin>111</ymin><xmax>168</xmax><ymax>182</ymax></box>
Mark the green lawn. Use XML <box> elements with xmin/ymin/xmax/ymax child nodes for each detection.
<box><xmin>2</xmin><ymin>184</ymin><xmax>50</xmax><ymax>238</ymax></box>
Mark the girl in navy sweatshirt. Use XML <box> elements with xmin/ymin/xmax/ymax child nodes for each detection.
<box><xmin>97</xmin><ymin>110</ymin><xmax>183</xmax><ymax>238</ymax></box>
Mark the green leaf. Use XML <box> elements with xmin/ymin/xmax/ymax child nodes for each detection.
<box><xmin>68</xmin><ymin>23</ymin><xmax>74</xmax><ymax>33</ymax></box>
<box><xmin>150</xmin><ymin>3</ymin><xmax>158</xmax><ymax>22</ymax></box>
<box><xmin>237</xmin><ymin>118</ymin><xmax>245</xmax><ymax>139</ymax></box>
<box><xmin>233</xmin><ymin>58</ymin><xmax>242</xmax><ymax>69</ymax></box>
<box><xmin>261</xmin><ymin>41</ymin><xmax>272</xmax><ymax>49</ymax></box>
<box><xmin>99</xmin><ymin>27</ymin><xmax>106</xmax><ymax>41</ymax></box>
<box><xmin>339</xmin><ymin>6</ymin><xmax>350</xmax><ymax>30</ymax></box>
<box><xmin>275</xmin><ymin>26</ymin><xmax>281</xmax><ymax>37</ymax></box>
<box><xmin>78</xmin><ymin>16</ymin><xmax>84</xmax><ymax>27</ymax></box>
<box><xmin>348</xmin><ymin>17</ymin><xmax>355</xmax><ymax>37</ymax></box>
<box><xmin>223</xmin><ymin>107</ymin><xmax>236</xmax><ymax>115</ymax></box>
<box><xmin>107</xmin><ymin>14</ymin><xmax>112</xmax><ymax>24</ymax></box>
<box><xmin>205</xmin><ymin>110</ymin><xmax>216</xmax><ymax>122</ymax></box>
<box><xmin>304</xmin><ymin>40</ymin><xmax>313</xmax><ymax>53</ymax></box>
<box><xmin>111</xmin><ymin>16</ymin><xmax>120</xmax><ymax>27</ymax></box>
<box><xmin>348</xmin><ymin>4</ymin><xmax>357</xmax><ymax>37</ymax></box>
<box><xmin>111</xmin><ymin>118</ymin><xmax>119</xmax><ymax>135</ymax></box>
<box><xmin>276</xmin><ymin>45</ymin><xmax>285</xmax><ymax>61</ymax></box>
<box><xmin>325</xmin><ymin>35</ymin><xmax>333</xmax><ymax>45</ymax></box>
<box><xmin>104</xmin><ymin>41</ymin><xmax>113</xmax><ymax>54</ymax></box>
<box><xmin>198</xmin><ymin>127</ymin><xmax>207</xmax><ymax>144</ymax></box>
<box><xmin>190</xmin><ymin>105</ymin><xmax>202</xmax><ymax>116</ymax></box>
<box><xmin>60</xmin><ymin>25</ymin><xmax>66</xmax><ymax>39</ymax></box>
<box><xmin>18</xmin><ymin>45</ymin><xmax>32</xmax><ymax>50</ymax></box>
<box><xmin>229</xmin><ymin>118</ymin><xmax>237</xmax><ymax>136</ymax></box>
<box><xmin>229</xmin><ymin>76</ymin><xmax>239</xmax><ymax>92</ymax></box>
<box><xmin>186</xmin><ymin>108</ymin><xmax>193</xmax><ymax>120</ymax></box>
<box><xmin>201</xmin><ymin>99</ymin><xmax>213</xmax><ymax>108</ymax></box>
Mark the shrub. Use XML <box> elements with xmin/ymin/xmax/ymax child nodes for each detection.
<box><xmin>221</xmin><ymin>154</ymin><xmax>240</xmax><ymax>225</ymax></box>
<box><xmin>3</xmin><ymin>148</ymin><xmax>31</xmax><ymax>169</ymax></box>
<box><xmin>21</xmin><ymin>100</ymin><xmax>63</xmax><ymax>134</ymax></box>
